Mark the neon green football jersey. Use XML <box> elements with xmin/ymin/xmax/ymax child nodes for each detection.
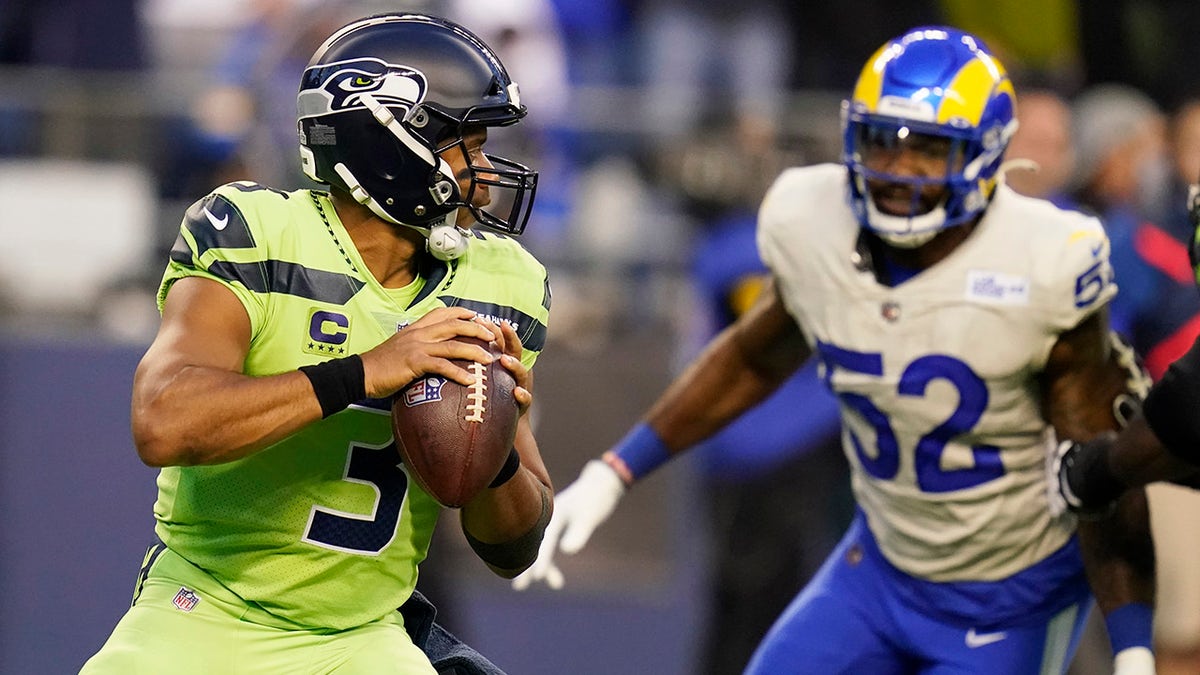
<box><xmin>152</xmin><ymin>182</ymin><xmax>550</xmax><ymax>630</ymax></box>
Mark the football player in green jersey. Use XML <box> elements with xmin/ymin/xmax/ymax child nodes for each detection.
<box><xmin>81</xmin><ymin>14</ymin><xmax>552</xmax><ymax>675</ymax></box>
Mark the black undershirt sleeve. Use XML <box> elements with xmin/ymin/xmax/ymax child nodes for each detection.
<box><xmin>1142</xmin><ymin>334</ymin><xmax>1200</xmax><ymax>463</ymax></box>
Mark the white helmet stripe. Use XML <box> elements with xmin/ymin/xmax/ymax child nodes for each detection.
<box><xmin>331</xmin><ymin>161</ymin><xmax>463</xmax><ymax>260</ymax></box>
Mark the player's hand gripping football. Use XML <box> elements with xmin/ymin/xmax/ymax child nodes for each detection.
<box><xmin>511</xmin><ymin>459</ymin><xmax>626</xmax><ymax>590</ymax></box>
<box><xmin>477</xmin><ymin>316</ymin><xmax>534</xmax><ymax>417</ymax></box>
<box><xmin>359</xmin><ymin>307</ymin><xmax>525</xmax><ymax>400</ymax></box>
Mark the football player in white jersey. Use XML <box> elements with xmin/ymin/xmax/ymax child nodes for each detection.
<box><xmin>515</xmin><ymin>26</ymin><xmax>1157</xmax><ymax>675</ymax></box>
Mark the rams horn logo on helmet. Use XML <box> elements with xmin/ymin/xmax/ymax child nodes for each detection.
<box><xmin>298</xmin><ymin>58</ymin><xmax>428</xmax><ymax>119</ymax></box>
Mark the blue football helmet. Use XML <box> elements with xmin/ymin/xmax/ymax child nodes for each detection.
<box><xmin>298</xmin><ymin>14</ymin><xmax>537</xmax><ymax>242</ymax></box>
<box><xmin>842</xmin><ymin>26</ymin><xmax>1018</xmax><ymax>247</ymax></box>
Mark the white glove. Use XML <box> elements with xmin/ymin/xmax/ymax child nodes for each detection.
<box><xmin>1045</xmin><ymin>439</ymin><xmax>1074</xmax><ymax>519</ymax></box>
<box><xmin>1112</xmin><ymin>646</ymin><xmax>1155</xmax><ymax>675</ymax></box>
<box><xmin>1046</xmin><ymin>435</ymin><xmax>1120</xmax><ymax>520</ymax></box>
<box><xmin>511</xmin><ymin>459</ymin><xmax>626</xmax><ymax>591</ymax></box>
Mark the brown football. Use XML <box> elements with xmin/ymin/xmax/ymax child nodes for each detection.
<box><xmin>391</xmin><ymin>336</ymin><xmax>519</xmax><ymax>507</ymax></box>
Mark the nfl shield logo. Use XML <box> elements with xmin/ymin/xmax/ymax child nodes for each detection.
<box><xmin>173</xmin><ymin>586</ymin><xmax>200</xmax><ymax>612</ymax></box>
<box><xmin>403</xmin><ymin>376</ymin><xmax>445</xmax><ymax>407</ymax></box>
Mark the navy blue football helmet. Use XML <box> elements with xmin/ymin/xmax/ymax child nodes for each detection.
<box><xmin>298</xmin><ymin>14</ymin><xmax>537</xmax><ymax>239</ymax></box>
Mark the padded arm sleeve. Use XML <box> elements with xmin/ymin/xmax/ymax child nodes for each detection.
<box><xmin>1142</xmin><ymin>334</ymin><xmax>1200</xmax><ymax>464</ymax></box>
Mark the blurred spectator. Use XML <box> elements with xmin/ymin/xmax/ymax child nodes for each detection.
<box><xmin>657</xmin><ymin>110</ymin><xmax>849</xmax><ymax>675</ymax></box>
<box><xmin>1004</xmin><ymin>87</ymin><xmax>1078</xmax><ymax>209</ymax></box>
<box><xmin>164</xmin><ymin>0</ymin><xmax>344</xmax><ymax>198</ymax></box>
<box><xmin>0</xmin><ymin>0</ymin><xmax>148</xmax><ymax>157</ymax></box>
<box><xmin>633</xmin><ymin>0</ymin><xmax>794</xmax><ymax>153</ymax></box>
<box><xmin>1070</xmin><ymin>86</ymin><xmax>1200</xmax><ymax>675</ymax></box>
<box><xmin>548</xmin><ymin>0</ymin><xmax>632</xmax><ymax>80</ymax></box>
<box><xmin>1070</xmin><ymin>83</ymin><xmax>1169</xmax><ymax>340</ymax></box>
<box><xmin>535</xmin><ymin>0</ymin><xmax>638</xmax><ymax>171</ymax></box>
<box><xmin>0</xmin><ymin>0</ymin><xmax>146</xmax><ymax>71</ymax></box>
<box><xmin>448</xmin><ymin>0</ymin><xmax>575</xmax><ymax>258</ymax></box>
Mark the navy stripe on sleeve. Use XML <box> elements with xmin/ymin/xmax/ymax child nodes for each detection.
<box><xmin>182</xmin><ymin>193</ymin><xmax>256</xmax><ymax>259</ymax></box>
<box><xmin>205</xmin><ymin>259</ymin><xmax>365</xmax><ymax>304</ymax></box>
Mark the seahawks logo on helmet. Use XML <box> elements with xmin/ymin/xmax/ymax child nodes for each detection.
<box><xmin>298</xmin><ymin>57</ymin><xmax>428</xmax><ymax>119</ymax></box>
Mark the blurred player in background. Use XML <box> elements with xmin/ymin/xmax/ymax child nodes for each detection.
<box><xmin>81</xmin><ymin>14</ymin><xmax>552</xmax><ymax>675</ymax></box>
<box><xmin>517</xmin><ymin>26</ymin><xmax>1158</xmax><ymax>674</ymax></box>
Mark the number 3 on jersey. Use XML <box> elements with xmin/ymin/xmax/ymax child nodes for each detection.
<box><xmin>816</xmin><ymin>341</ymin><xmax>1005</xmax><ymax>493</ymax></box>
<box><xmin>302</xmin><ymin>440</ymin><xmax>408</xmax><ymax>555</ymax></box>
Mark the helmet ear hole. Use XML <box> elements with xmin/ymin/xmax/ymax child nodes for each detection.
<box><xmin>409</xmin><ymin>106</ymin><xmax>430</xmax><ymax>129</ymax></box>
<box><xmin>431</xmin><ymin>179</ymin><xmax>455</xmax><ymax>205</ymax></box>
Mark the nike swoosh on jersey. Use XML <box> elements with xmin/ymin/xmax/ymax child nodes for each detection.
<box><xmin>203</xmin><ymin>207</ymin><xmax>229</xmax><ymax>231</ymax></box>
<box><xmin>965</xmin><ymin>628</ymin><xmax>1008</xmax><ymax>648</ymax></box>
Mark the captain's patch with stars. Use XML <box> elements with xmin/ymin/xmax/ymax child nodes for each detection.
<box><xmin>304</xmin><ymin>308</ymin><xmax>351</xmax><ymax>356</ymax></box>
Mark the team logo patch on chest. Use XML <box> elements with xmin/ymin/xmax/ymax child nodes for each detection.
<box><xmin>965</xmin><ymin>271</ymin><xmax>1030</xmax><ymax>305</ymax></box>
<box><xmin>303</xmin><ymin>309</ymin><xmax>352</xmax><ymax>356</ymax></box>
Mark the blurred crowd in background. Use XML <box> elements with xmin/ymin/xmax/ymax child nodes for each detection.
<box><xmin>2</xmin><ymin>0</ymin><xmax>1200</xmax><ymax>343</ymax></box>
<box><xmin>5</xmin><ymin>1</ymin><xmax>1200</xmax><ymax>673</ymax></box>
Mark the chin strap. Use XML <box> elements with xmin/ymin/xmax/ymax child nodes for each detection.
<box><xmin>329</xmin><ymin>92</ymin><xmax>465</xmax><ymax>259</ymax></box>
<box><xmin>333</xmin><ymin>162</ymin><xmax>469</xmax><ymax>261</ymax></box>
<box><xmin>360</xmin><ymin>92</ymin><xmax>458</xmax><ymax>211</ymax></box>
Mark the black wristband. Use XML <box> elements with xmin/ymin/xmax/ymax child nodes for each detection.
<box><xmin>489</xmin><ymin>448</ymin><xmax>521</xmax><ymax>488</ymax></box>
<box><xmin>299</xmin><ymin>354</ymin><xmax>366</xmax><ymax>418</ymax></box>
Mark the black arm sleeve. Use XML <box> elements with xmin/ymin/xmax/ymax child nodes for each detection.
<box><xmin>1142</xmin><ymin>334</ymin><xmax>1200</xmax><ymax>464</ymax></box>
<box><xmin>461</xmin><ymin>489</ymin><xmax>552</xmax><ymax>575</ymax></box>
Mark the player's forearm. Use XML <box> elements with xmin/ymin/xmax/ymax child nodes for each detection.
<box><xmin>1103</xmin><ymin>414</ymin><xmax>1198</xmax><ymax>488</ymax></box>
<box><xmin>459</xmin><ymin>422</ymin><xmax>553</xmax><ymax>574</ymax></box>
<box><xmin>132</xmin><ymin>364</ymin><xmax>323</xmax><ymax>466</ymax></box>
<box><xmin>1077</xmin><ymin>489</ymin><xmax>1157</xmax><ymax>666</ymax></box>
<box><xmin>460</xmin><ymin>471</ymin><xmax>552</xmax><ymax>577</ymax></box>
<box><xmin>1077</xmin><ymin>488</ymin><xmax>1156</xmax><ymax>612</ymax></box>
<box><xmin>648</xmin><ymin>326</ymin><xmax>794</xmax><ymax>451</ymax></box>
<box><xmin>1139</xmin><ymin>334</ymin><xmax>1200</xmax><ymax>471</ymax></box>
